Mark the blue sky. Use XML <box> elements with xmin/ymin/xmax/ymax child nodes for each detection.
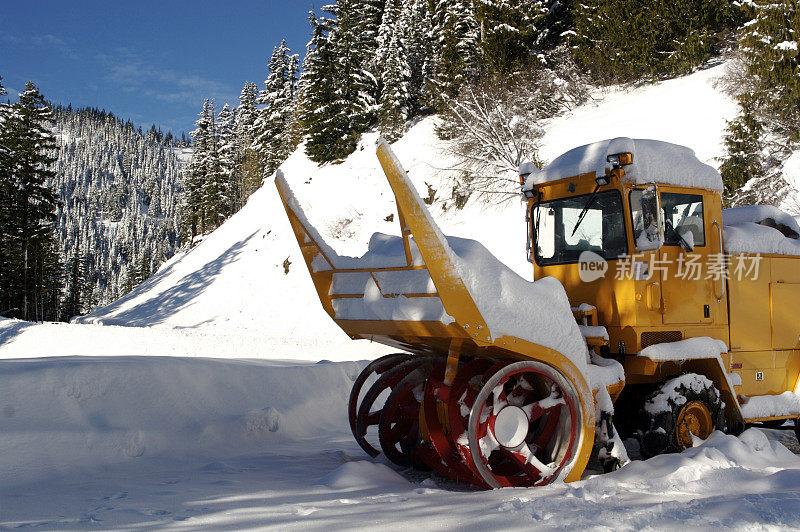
<box><xmin>0</xmin><ymin>0</ymin><xmax>316</xmax><ymax>137</ymax></box>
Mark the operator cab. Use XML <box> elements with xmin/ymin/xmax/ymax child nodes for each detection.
<box><xmin>521</xmin><ymin>138</ymin><xmax>728</xmax><ymax>355</ymax></box>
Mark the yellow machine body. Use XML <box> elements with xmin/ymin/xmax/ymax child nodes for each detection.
<box><xmin>276</xmin><ymin>141</ymin><xmax>597</xmax><ymax>483</ymax></box>
<box><xmin>527</xmin><ymin>169</ymin><xmax>800</xmax><ymax>424</ymax></box>
<box><xmin>277</xmin><ymin>137</ymin><xmax>800</xmax><ymax>488</ymax></box>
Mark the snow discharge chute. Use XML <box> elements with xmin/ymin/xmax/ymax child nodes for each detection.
<box><xmin>275</xmin><ymin>138</ymin><xmax>600</xmax><ymax>488</ymax></box>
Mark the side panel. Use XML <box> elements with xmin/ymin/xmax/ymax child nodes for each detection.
<box><xmin>730</xmin><ymin>350</ymin><xmax>800</xmax><ymax>396</ymax></box>
<box><xmin>728</xmin><ymin>259</ymin><xmax>771</xmax><ymax>351</ymax></box>
<box><xmin>771</xmin><ymin>282</ymin><xmax>800</xmax><ymax>350</ymax></box>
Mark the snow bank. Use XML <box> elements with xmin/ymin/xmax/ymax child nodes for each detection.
<box><xmin>0</xmin><ymin>317</ymin><xmax>387</xmax><ymax>361</ymax></box>
<box><xmin>316</xmin><ymin>461</ymin><xmax>409</xmax><ymax>490</ymax></box>
<box><xmin>741</xmin><ymin>391</ymin><xmax>800</xmax><ymax>419</ymax></box>
<box><xmin>0</xmin><ymin>356</ymin><xmax>364</xmax><ymax>487</ymax></box>
<box><xmin>525</xmin><ymin>138</ymin><xmax>723</xmax><ymax>192</ymax></box>
<box><xmin>608</xmin><ymin>429</ymin><xmax>800</xmax><ymax>486</ymax></box>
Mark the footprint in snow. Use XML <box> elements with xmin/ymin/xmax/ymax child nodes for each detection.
<box><xmin>123</xmin><ymin>430</ymin><xmax>145</xmax><ymax>458</ymax></box>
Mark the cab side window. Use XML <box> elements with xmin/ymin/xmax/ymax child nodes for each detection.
<box><xmin>661</xmin><ymin>193</ymin><xmax>705</xmax><ymax>247</ymax></box>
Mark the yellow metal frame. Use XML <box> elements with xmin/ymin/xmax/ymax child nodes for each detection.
<box><xmin>275</xmin><ymin>141</ymin><xmax>596</xmax><ymax>483</ymax></box>
<box><xmin>527</xmin><ymin>165</ymin><xmax>800</xmax><ymax>424</ymax></box>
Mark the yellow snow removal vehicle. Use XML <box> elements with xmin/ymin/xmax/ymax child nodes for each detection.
<box><xmin>276</xmin><ymin>137</ymin><xmax>800</xmax><ymax>489</ymax></box>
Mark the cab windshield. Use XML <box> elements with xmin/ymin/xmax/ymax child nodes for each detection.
<box><xmin>532</xmin><ymin>191</ymin><xmax>627</xmax><ymax>266</ymax></box>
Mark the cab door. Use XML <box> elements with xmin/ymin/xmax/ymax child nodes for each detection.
<box><xmin>658</xmin><ymin>191</ymin><xmax>718</xmax><ymax>325</ymax></box>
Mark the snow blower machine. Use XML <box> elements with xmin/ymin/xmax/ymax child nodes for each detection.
<box><xmin>276</xmin><ymin>137</ymin><xmax>800</xmax><ymax>489</ymax></box>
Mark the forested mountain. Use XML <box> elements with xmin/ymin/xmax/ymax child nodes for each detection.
<box><xmin>51</xmin><ymin>106</ymin><xmax>185</xmax><ymax>316</ymax></box>
<box><xmin>183</xmin><ymin>0</ymin><xmax>755</xmax><ymax>235</ymax></box>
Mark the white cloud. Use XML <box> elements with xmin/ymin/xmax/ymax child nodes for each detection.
<box><xmin>95</xmin><ymin>48</ymin><xmax>238</xmax><ymax>107</ymax></box>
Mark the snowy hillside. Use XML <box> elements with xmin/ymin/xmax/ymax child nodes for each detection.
<box><xmin>6</xmin><ymin>62</ymin><xmax>734</xmax><ymax>363</ymax></box>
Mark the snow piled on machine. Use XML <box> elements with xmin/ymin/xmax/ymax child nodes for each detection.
<box><xmin>278</xmin><ymin>164</ymin><xmax>589</xmax><ymax>368</ymax></box>
<box><xmin>523</xmin><ymin>137</ymin><xmax>724</xmax><ymax>192</ymax></box>
<box><xmin>741</xmin><ymin>391</ymin><xmax>800</xmax><ymax>419</ymax></box>
<box><xmin>639</xmin><ymin>336</ymin><xmax>728</xmax><ymax>363</ymax></box>
<box><xmin>447</xmin><ymin>237</ymin><xmax>589</xmax><ymax>364</ymax></box>
<box><xmin>723</xmin><ymin>204</ymin><xmax>800</xmax><ymax>256</ymax></box>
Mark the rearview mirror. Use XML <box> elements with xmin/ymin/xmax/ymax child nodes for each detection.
<box><xmin>631</xmin><ymin>185</ymin><xmax>664</xmax><ymax>252</ymax></box>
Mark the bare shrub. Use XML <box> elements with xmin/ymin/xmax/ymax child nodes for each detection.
<box><xmin>438</xmin><ymin>48</ymin><xmax>590</xmax><ymax>203</ymax></box>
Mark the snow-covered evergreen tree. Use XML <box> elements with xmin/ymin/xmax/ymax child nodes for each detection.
<box><xmin>255</xmin><ymin>40</ymin><xmax>300</xmax><ymax>176</ymax></box>
<box><xmin>739</xmin><ymin>0</ymin><xmax>800</xmax><ymax>140</ymax></box>
<box><xmin>217</xmin><ymin>103</ymin><xmax>236</xmax><ymax>214</ymax></box>
<box><xmin>0</xmin><ymin>82</ymin><xmax>61</xmax><ymax>320</ymax></box>
<box><xmin>435</xmin><ymin>0</ymin><xmax>481</xmax><ymax>98</ymax></box>
<box><xmin>377</xmin><ymin>1</ymin><xmax>413</xmax><ymax>141</ymax></box>
<box><xmin>571</xmin><ymin>1</ymin><xmax>742</xmax><ymax>83</ymax></box>
<box><xmin>233</xmin><ymin>82</ymin><xmax>260</xmax><ymax>207</ymax></box>
<box><xmin>720</xmin><ymin>93</ymin><xmax>765</xmax><ymax>205</ymax></box>
<box><xmin>296</xmin><ymin>9</ymin><xmax>357</xmax><ymax>162</ymax></box>
<box><xmin>475</xmin><ymin>0</ymin><xmax>550</xmax><ymax>73</ymax></box>
<box><xmin>718</xmin><ymin>0</ymin><xmax>799</xmax><ymax>207</ymax></box>
<box><xmin>184</xmin><ymin>99</ymin><xmax>214</xmax><ymax>239</ymax></box>
<box><xmin>198</xmin><ymin>101</ymin><xmax>228</xmax><ymax>231</ymax></box>
<box><xmin>48</xmin><ymin>106</ymin><xmax>184</xmax><ymax>311</ymax></box>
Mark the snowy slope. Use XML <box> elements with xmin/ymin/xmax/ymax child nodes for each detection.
<box><xmin>1</xmin><ymin>62</ymin><xmax>738</xmax><ymax>362</ymax></box>
<box><xmin>56</xmin><ymin>64</ymin><xmax>737</xmax><ymax>360</ymax></box>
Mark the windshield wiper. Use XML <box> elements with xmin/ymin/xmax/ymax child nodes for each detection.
<box><xmin>571</xmin><ymin>183</ymin><xmax>602</xmax><ymax>237</ymax></box>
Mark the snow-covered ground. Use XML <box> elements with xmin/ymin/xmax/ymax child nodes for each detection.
<box><xmin>4</xmin><ymin>63</ymin><xmax>800</xmax><ymax>529</ymax></box>
<box><xmin>3</xmin><ymin>355</ymin><xmax>800</xmax><ymax>529</ymax></box>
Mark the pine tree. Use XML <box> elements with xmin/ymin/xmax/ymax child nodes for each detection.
<box><xmin>254</xmin><ymin>40</ymin><xmax>300</xmax><ymax>175</ymax></box>
<box><xmin>296</xmin><ymin>10</ymin><xmax>358</xmax><ymax>162</ymax></box>
<box><xmin>233</xmin><ymin>82</ymin><xmax>260</xmax><ymax>205</ymax></box>
<box><xmin>719</xmin><ymin>93</ymin><xmax>765</xmax><ymax>205</ymax></box>
<box><xmin>0</xmin><ymin>81</ymin><xmax>61</xmax><ymax>320</ymax></box>
<box><xmin>405</xmin><ymin>0</ymin><xmax>438</xmax><ymax>111</ymax></box>
<box><xmin>0</xmin><ymin>75</ymin><xmax>11</xmax><ymax>316</ymax></box>
<box><xmin>475</xmin><ymin>0</ymin><xmax>550</xmax><ymax>73</ymax></box>
<box><xmin>217</xmin><ymin>102</ymin><xmax>236</xmax><ymax>214</ymax></box>
<box><xmin>571</xmin><ymin>1</ymin><xmax>742</xmax><ymax>83</ymax></box>
<box><xmin>328</xmin><ymin>0</ymin><xmax>379</xmax><ymax>132</ymax></box>
<box><xmin>739</xmin><ymin>0</ymin><xmax>800</xmax><ymax>140</ymax></box>
<box><xmin>717</xmin><ymin>0</ymin><xmax>799</xmax><ymax>206</ymax></box>
<box><xmin>198</xmin><ymin>101</ymin><xmax>228</xmax><ymax>231</ymax></box>
<box><xmin>377</xmin><ymin>3</ymin><xmax>413</xmax><ymax>141</ymax></box>
<box><xmin>61</xmin><ymin>244</ymin><xmax>88</xmax><ymax>320</ymax></box>
<box><xmin>435</xmin><ymin>0</ymin><xmax>481</xmax><ymax>98</ymax></box>
<box><xmin>397</xmin><ymin>0</ymin><xmax>437</xmax><ymax>115</ymax></box>
<box><xmin>184</xmin><ymin>99</ymin><xmax>213</xmax><ymax>240</ymax></box>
